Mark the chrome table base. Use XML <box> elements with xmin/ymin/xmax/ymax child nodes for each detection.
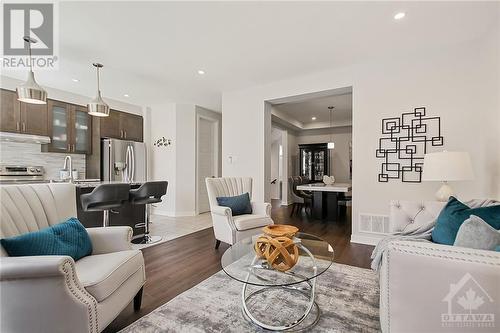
<box><xmin>241</xmin><ymin>244</ymin><xmax>319</xmax><ymax>331</ymax></box>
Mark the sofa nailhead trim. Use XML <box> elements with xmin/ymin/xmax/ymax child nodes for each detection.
<box><xmin>61</xmin><ymin>260</ymin><xmax>99</xmax><ymax>333</ymax></box>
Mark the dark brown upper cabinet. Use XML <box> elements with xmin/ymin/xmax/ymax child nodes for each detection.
<box><xmin>0</xmin><ymin>88</ymin><xmax>48</xmax><ymax>136</ymax></box>
<box><xmin>43</xmin><ymin>99</ymin><xmax>91</xmax><ymax>154</ymax></box>
<box><xmin>100</xmin><ymin>109</ymin><xmax>143</xmax><ymax>142</ymax></box>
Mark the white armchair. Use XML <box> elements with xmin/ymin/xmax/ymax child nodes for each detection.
<box><xmin>380</xmin><ymin>200</ymin><xmax>500</xmax><ymax>333</ymax></box>
<box><xmin>0</xmin><ymin>183</ymin><xmax>146</xmax><ymax>333</ymax></box>
<box><xmin>205</xmin><ymin>177</ymin><xmax>273</xmax><ymax>248</ymax></box>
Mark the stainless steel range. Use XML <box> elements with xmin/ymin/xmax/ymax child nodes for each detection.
<box><xmin>0</xmin><ymin>165</ymin><xmax>46</xmax><ymax>184</ymax></box>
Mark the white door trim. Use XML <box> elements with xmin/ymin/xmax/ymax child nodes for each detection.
<box><xmin>195</xmin><ymin>113</ymin><xmax>219</xmax><ymax>215</ymax></box>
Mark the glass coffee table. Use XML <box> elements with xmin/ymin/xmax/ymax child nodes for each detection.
<box><xmin>221</xmin><ymin>232</ymin><xmax>334</xmax><ymax>331</ymax></box>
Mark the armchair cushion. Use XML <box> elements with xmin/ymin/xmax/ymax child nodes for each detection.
<box><xmin>216</xmin><ymin>192</ymin><xmax>252</xmax><ymax>216</ymax></box>
<box><xmin>75</xmin><ymin>249</ymin><xmax>143</xmax><ymax>302</ymax></box>
<box><xmin>1</xmin><ymin>217</ymin><xmax>92</xmax><ymax>261</ymax></box>
<box><xmin>233</xmin><ymin>214</ymin><xmax>272</xmax><ymax>231</ymax></box>
<box><xmin>432</xmin><ymin>196</ymin><xmax>500</xmax><ymax>245</ymax></box>
<box><xmin>85</xmin><ymin>226</ymin><xmax>132</xmax><ymax>255</ymax></box>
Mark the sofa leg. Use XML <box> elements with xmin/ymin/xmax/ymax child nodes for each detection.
<box><xmin>215</xmin><ymin>240</ymin><xmax>221</xmax><ymax>249</ymax></box>
<box><xmin>134</xmin><ymin>287</ymin><xmax>143</xmax><ymax>311</ymax></box>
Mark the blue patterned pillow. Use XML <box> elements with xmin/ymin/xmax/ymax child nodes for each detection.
<box><xmin>216</xmin><ymin>192</ymin><xmax>253</xmax><ymax>216</ymax></box>
<box><xmin>0</xmin><ymin>217</ymin><xmax>92</xmax><ymax>261</ymax></box>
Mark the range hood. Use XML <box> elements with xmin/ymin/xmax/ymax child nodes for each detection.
<box><xmin>0</xmin><ymin>132</ymin><xmax>51</xmax><ymax>144</ymax></box>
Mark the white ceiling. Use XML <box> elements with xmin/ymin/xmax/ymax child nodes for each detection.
<box><xmin>273</xmin><ymin>93</ymin><xmax>352</xmax><ymax>128</ymax></box>
<box><xmin>2</xmin><ymin>1</ymin><xmax>498</xmax><ymax>111</ymax></box>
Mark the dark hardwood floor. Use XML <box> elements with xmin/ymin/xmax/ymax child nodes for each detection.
<box><xmin>104</xmin><ymin>201</ymin><xmax>374</xmax><ymax>332</ymax></box>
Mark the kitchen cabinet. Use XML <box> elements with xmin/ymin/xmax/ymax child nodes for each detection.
<box><xmin>100</xmin><ymin>110</ymin><xmax>121</xmax><ymax>139</ymax></box>
<box><xmin>100</xmin><ymin>109</ymin><xmax>143</xmax><ymax>142</ymax></box>
<box><xmin>43</xmin><ymin>99</ymin><xmax>91</xmax><ymax>154</ymax></box>
<box><xmin>0</xmin><ymin>88</ymin><xmax>48</xmax><ymax>136</ymax></box>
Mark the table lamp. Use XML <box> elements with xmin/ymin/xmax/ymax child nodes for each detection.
<box><xmin>422</xmin><ymin>151</ymin><xmax>474</xmax><ymax>201</ymax></box>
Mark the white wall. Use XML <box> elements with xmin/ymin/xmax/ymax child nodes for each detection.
<box><xmin>148</xmin><ymin>103</ymin><xmax>177</xmax><ymax>214</ymax></box>
<box><xmin>294</xmin><ymin>127</ymin><xmax>352</xmax><ymax>182</ymax></box>
<box><xmin>222</xmin><ymin>31</ymin><xmax>500</xmax><ymax>244</ymax></box>
<box><xmin>149</xmin><ymin>103</ymin><xmax>222</xmax><ymax>216</ymax></box>
<box><xmin>175</xmin><ymin>104</ymin><xmax>197</xmax><ymax>215</ymax></box>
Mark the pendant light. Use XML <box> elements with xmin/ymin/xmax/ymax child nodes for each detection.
<box><xmin>16</xmin><ymin>36</ymin><xmax>47</xmax><ymax>104</ymax></box>
<box><xmin>87</xmin><ymin>63</ymin><xmax>110</xmax><ymax>117</ymax></box>
<box><xmin>327</xmin><ymin>106</ymin><xmax>335</xmax><ymax>149</ymax></box>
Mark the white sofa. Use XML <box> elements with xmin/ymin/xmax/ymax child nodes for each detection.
<box><xmin>380</xmin><ymin>200</ymin><xmax>500</xmax><ymax>333</ymax></box>
<box><xmin>205</xmin><ymin>177</ymin><xmax>273</xmax><ymax>248</ymax></box>
<box><xmin>0</xmin><ymin>183</ymin><xmax>146</xmax><ymax>333</ymax></box>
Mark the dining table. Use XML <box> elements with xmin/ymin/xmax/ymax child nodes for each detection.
<box><xmin>296</xmin><ymin>182</ymin><xmax>352</xmax><ymax>221</ymax></box>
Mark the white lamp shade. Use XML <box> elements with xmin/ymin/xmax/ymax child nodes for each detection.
<box><xmin>422</xmin><ymin>151</ymin><xmax>474</xmax><ymax>181</ymax></box>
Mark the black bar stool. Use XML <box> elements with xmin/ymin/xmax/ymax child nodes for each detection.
<box><xmin>130</xmin><ymin>181</ymin><xmax>168</xmax><ymax>244</ymax></box>
<box><xmin>80</xmin><ymin>183</ymin><xmax>131</xmax><ymax>227</ymax></box>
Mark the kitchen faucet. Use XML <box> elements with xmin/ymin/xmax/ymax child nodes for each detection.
<box><xmin>63</xmin><ymin>155</ymin><xmax>73</xmax><ymax>182</ymax></box>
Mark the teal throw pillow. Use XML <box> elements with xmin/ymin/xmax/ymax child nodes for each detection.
<box><xmin>0</xmin><ymin>217</ymin><xmax>92</xmax><ymax>261</ymax></box>
<box><xmin>216</xmin><ymin>192</ymin><xmax>253</xmax><ymax>216</ymax></box>
<box><xmin>431</xmin><ymin>197</ymin><xmax>500</xmax><ymax>245</ymax></box>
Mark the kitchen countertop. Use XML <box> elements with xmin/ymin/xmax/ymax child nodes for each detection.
<box><xmin>0</xmin><ymin>180</ymin><xmax>145</xmax><ymax>187</ymax></box>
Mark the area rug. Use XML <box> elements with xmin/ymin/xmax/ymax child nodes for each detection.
<box><xmin>120</xmin><ymin>263</ymin><xmax>380</xmax><ymax>332</ymax></box>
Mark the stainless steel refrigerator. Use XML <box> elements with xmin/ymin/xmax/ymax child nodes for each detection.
<box><xmin>102</xmin><ymin>139</ymin><xmax>146</xmax><ymax>182</ymax></box>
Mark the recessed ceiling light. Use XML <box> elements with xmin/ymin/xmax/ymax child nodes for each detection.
<box><xmin>71</xmin><ymin>78</ymin><xmax>79</xmax><ymax>82</ymax></box>
<box><xmin>197</xmin><ymin>70</ymin><xmax>205</xmax><ymax>75</ymax></box>
<box><xmin>394</xmin><ymin>12</ymin><xmax>406</xmax><ymax>20</ymax></box>
<box><xmin>123</xmin><ymin>94</ymin><xmax>129</xmax><ymax>97</ymax></box>
<box><xmin>311</xmin><ymin>117</ymin><xmax>317</xmax><ymax>120</ymax></box>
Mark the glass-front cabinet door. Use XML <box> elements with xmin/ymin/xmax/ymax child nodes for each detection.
<box><xmin>72</xmin><ymin>105</ymin><xmax>91</xmax><ymax>154</ymax></box>
<box><xmin>47</xmin><ymin>100</ymin><xmax>70</xmax><ymax>152</ymax></box>
<box><xmin>299</xmin><ymin>143</ymin><xmax>329</xmax><ymax>182</ymax></box>
<box><xmin>314</xmin><ymin>150</ymin><xmax>325</xmax><ymax>181</ymax></box>
<box><xmin>44</xmin><ymin>100</ymin><xmax>91</xmax><ymax>154</ymax></box>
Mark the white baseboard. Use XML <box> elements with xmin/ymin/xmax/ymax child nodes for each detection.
<box><xmin>350</xmin><ymin>233</ymin><xmax>385</xmax><ymax>246</ymax></box>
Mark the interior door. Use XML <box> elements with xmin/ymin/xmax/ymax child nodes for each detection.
<box><xmin>197</xmin><ymin>117</ymin><xmax>217</xmax><ymax>213</ymax></box>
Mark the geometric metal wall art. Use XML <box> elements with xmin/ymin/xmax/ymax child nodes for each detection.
<box><xmin>376</xmin><ymin>107</ymin><xmax>444</xmax><ymax>183</ymax></box>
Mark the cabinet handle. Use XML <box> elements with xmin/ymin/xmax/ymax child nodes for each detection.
<box><xmin>16</xmin><ymin>122</ymin><xmax>20</xmax><ymax>131</ymax></box>
<box><xmin>72</xmin><ymin>144</ymin><xmax>75</xmax><ymax>152</ymax></box>
<box><xmin>67</xmin><ymin>143</ymin><xmax>71</xmax><ymax>151</ymax></box>
<box><xmin>124</xmin><ymin>131</ymin><xmax>127</xmax><ymax>139</ymax></box>
<box><xmin>22</xmin><ymin>122</ymin><xmax>26</xmax><ymax>132</ymax></box>
<box><xmin>120</xmin><ymin>130</ymin><xmax>123</xmax><ymax>138</ymax></box>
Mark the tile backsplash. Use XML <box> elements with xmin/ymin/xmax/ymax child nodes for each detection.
<box><xmin>0</xmin><ymin>141</ymin><xmax>86</xmax><ymax>180</ymax></box>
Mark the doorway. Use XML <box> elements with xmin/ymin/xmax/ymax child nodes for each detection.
<box><xmin>265</xmin><ymin>86</ymin><xmax>353</xmax><ymax>230</ymax></box>
<box><xmin>196</xmin><ymin>115</ymin><xmax>219</xmax><ymax>214</ymax></box>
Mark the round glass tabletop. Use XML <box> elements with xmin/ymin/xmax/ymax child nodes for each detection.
<box><xmin>221</xmin><ymin>232</ymin><xmax>334</xmax><ymax>287</ymax></box>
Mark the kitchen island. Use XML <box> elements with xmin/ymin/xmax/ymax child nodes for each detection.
<box><xmin>75</xmin><ymin>181</ymin><xmax>146</xmax><ymax>237</ymax></box>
